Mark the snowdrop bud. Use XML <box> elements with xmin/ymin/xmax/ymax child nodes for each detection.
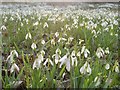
<box><xmin>25</xmin><ymin>32</ymin><xmax>32</xmax><ymax>40</ymax></box>
<box><xmin>41</xmin><ymin>40</ymin><xmax>45</xmax><ymax>45</ymax></box>
<box><xmin>81</xmin><ymin>46</ymin><xmax>86</xmax><ymax>54</ymax></box>
<box><xmin>105</xmin><ymin>47</ymin><xmax>109</xmax><ymax>54</ymax></box>
<box><xmin>84</xmin><ymin>49</ymin><xmax>90</xmax><ymax>58</ymax></box>
<box><xmin>115</xmin><ymin>66</ymin><xmax>119</xmax><ymax>73</ymax></box>
<box><xmin>105</xmin><ymin>63</ymin><xmax>110</xmax><ymax>70</ymax></box>
<box><xmin>31</xmin><ymin>43</ymin><xmax>37</xmax><ymax>50</ymax></box>
<box><xmin>62</xmin><ymin>72</ymin><xmax>66</xmax><ymax>78</ymax></box>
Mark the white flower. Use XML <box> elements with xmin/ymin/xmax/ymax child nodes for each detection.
<box><xmin>6</xmin><ymin>50</ymin><xmax>18</xmax><ymax>64</ymax></box>
<box><xmin>33</xmin><ymin>54</ymin><xmax>44</xmax><ymax>69</ymax></box>
<box><xmin>52</xmin><ymin>48</ymin><xmax>61</xmax><ymax>64</ymax></box>
<box><xmin>59</xmin><ymin>54</ymin><xmax>70</xmax><ymax>72</ymax></box>
<box><xmin>51</xmin><ymin>39</ymin><xmax>55</xmax><ymax>45</ymax></box>
<box><xmin>1</xmin><ymin>25</ymin><xmax>6</xmax><ymax>30</ymax></box>
<box><xmin>81</xmin><ymin>46</ymin><xmax>90</xmax><ymax>58</ymax></box>
<box><xmin>41</xmin><ymin>40</ymin><xmax>45</xmax><ymax>45</ymax></box>
<box><xmin>115</xmin><ymin>66</ymin><xmax>119</xmax><ymax>73</ymax></box>
<box><xmin>12</xmin><ymin>81</ymin><xmax>23</xmax><ymax>88</ymax></box>
<box><xmin>58</xmin><ymin>38</ymin><xmax>67</xmax><ymax>43</ymax></box>
<box><xmin>25</xmin><ymin>32</ymin><xmax>32</xmax><ymax>40</ymax></box>
<box><xmin>68</xmin><ymin>37</ymin><xmax>74</xmax><ymax>42</ymax></box>
<box><xmin>43</xmin><ymin>22</ymin><xmax>48</xmax><ymax>28</ymax></box>
<box><xmin>31</xmin><ymin>43</ymin><xmax>37</xmax><ymax>50</ymax></box>
<box><xmin>84</xmin><ymin>49</ymin><xmax>90</xmax><ymax>58</ymax></box>
<box><xmin>71</xmin><ymin>51</ymin><xmax>77</xmax><ymax>66</ymax></box>
<box><xmin>113</xmin><ymin>20</ymin><xmax>118</xmax><ymax>25</ymax></box>
<box><xmin>40</xmin><ymin>50</ymin><xmax>45</xmax><ymax>56</ymax></box>
<box><xmin>56</xmin><ymin>48</ymin><xmax>61</xmax><ymax>55</ymax></box>
<box><xmin>80</xmin><ymin>61</ymin><xmax>92</xmax><ymax>75</ymax></box>
<box><xmin>94</xmin><ymin>76</ymin><xmax>101</xmax><ymax>87</ymax></box>
<box><xmin>81</xmin><ymin>46</ymin><xmax>86</xmax><ymax>54</ymax></box>
<box><xmin>62</xmin><ymin>72</ymin><xmax>66</xmax><ymax>78</ymax></box>
<box><xmin>101</xmin><ymin>21</ymin><xmax>108</xmax><ymax>27</ymax></box>
<box><xmin>105</xmin><ymin>47</ymin><xmax>109</xmax><ymax>54</ymax></box>
<box><xmin>10</xmin><ymin>63</ymin><xmax>20</xmax><ymax>73</ymax></box>
<box><xmin>114</xmin><ymin>61</ymin><xmax>119</xmax><ymax>73</ymax></box>
<box><xmin>33</xmin><ymin>21</ymin><xmax>39</xmax><ymax>26</ymax></box>
<box><xmin>96</xmin><ymin>47</ymin><xmax>104</xmax><ymax>58</ymax></box>
<box><xmin>55</xmin><ymin>32</ymin><xmax>59</xmax><ymax>37</ymax></box>
<box><xmin>105</xmin><ymin>63</ymin><xmax>110</xmax><ymax>70</ymax></box>
<box><xmin>21</xmin><ymin>22</ymin><xmax>23</xmax><ymax>27</ymax></box>
<box><xmin>78</xmin><ymin>39</ymin><xmax>84</xmax><ymax>44</ymax></box>
<box><xmin>66</xmin><ymin>37</ymin><xmax>74</xmax><ymax>44</ymax></box>
<box><xmin>43</xmin><ymin>58</ymin><xmax>54</xmax><ymax>66</ymax></box>
<box><xmin>52</xmin><ymin>53</ymin><xmax>61</xmax><ymax>64</ymax></box>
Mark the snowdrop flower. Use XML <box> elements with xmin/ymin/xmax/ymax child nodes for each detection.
<box><xmin>84</xmin><ymin>49</ymin><xmax>90</xmax><ymax>58</ymax></box>
<box><xmin>25</xmin><ymin>32</ymin><xmax>32</xmax><ymax>40</ymax></box>
<box><xmin>81</xmin><ymin>46</ymin><xmax>90</xmax><ymax>58</ymax></box>
<box><xmin>81</xmin><ymin>46</ymin><xmax>86</xmax><ymax>54</ymax></box>
<box><xmin>105</xmin><ymin>47</ymin><xmax>110</xmax><ymax>54</ymax></box>
<box><xmin>58</xmin><ymin>38</ymin><xmax>67</xmax><ymax>43</ymax></box>
<box><xmin>101</xmin><ymin>21</ymin><xmax>108</xmax><ymax>27</ymax></box>
<box><xmin>78</xmin><ymin>39</ymin><xmax>84</xmax><ymax>45</ymax></box>
<box><xmin>33</xmin><ymin>54</ymin><xmax>44</xmax><ymax>69</ymax></box>
<box><xmin>1</xmin><ymin>25</ymin><xmax>6</xmax><ymax>30</ymax></box>
<box><xmin>115</xmin><ymin>66</ymin><xmax>119</xmax><ymax>73</ymax></box>
<box><xmin>114</xmin><ymin>61</ymin><xmax>119</xmax><ymax>73</ymax></box>
<box><xmin>52</xmin><ymin>48</ymin><xmax>61</xmax><ymax>64</ymax></box>
<box><xmin>66</xmin><ymin>37</ymin><xmax>74</xmax><ymax>44</ymax></box>
<box><xmin>113</xmin><ymin>20</ymin><xmax>118</xmax><ymax>25</ymax></box>
<box><xmin>41</xmin><ymin>39</ymin><xmax>45</xmax><ymax>45</ymax></box>
<box><xmin>80</xmin><ymin>61</ymin><xmax>92</xmax><ymax>75</ymax></box>
<box><xmin>10</xmin><ymin>17</ymin><xmax>14</xmax><ymax>21</ymax></box>
<box><xmin>10</xmin><ymin>63</ymin><xmax>19</xmax><ymax>73</ymax></box>
<box><xmin>43</xmin><ymin>58</ymin><xmax>54</xmax><ymax>66</ymax></box>
<box><xmin>6</xmin><ymin>50</ymin><xmax>18</xmax><ymax>64</ymax></box>
<box><xmin>71</xmin><ymin>50</ymin><xmax>78</xmax><ymax>66</ymax></box>
<box><xmin>62</xmin><ymin>72</ymin><xmax>66</xmax><ymax>78</ymax></box>
<box><xmin>12</xmin><ymin>81</ymin><xmax>23</xmax><ymax>88</ymax></box>
<box><xmin>21</xmin><ymin>22</ymin><xmax>23</xmax><ymax>27</ymax></box>
<box><xmin>94</xmin><ymin>76</ymin><xmax>101</xmax><ymax>87</ymax></box>
<box><xmin>105</xmin><ymin>63</ymin><xmax>110</xmax><ymax>70</ymax></box>
<box><xmin>51</xmin><ymin>39</ymin><xmax>55</xmax><ymax>45</ymax></box>
<box><xmin>33</xmin><ymin>21</ymin><xmax>39</xmax><ymax>26</ymax></box>
<box><xmin>96</xmin><ymin>47</ymin><xmax>104</xmax><ymax>58</ymax></box>
<box><xmin>59</xmin><ymin>54</ymin><xmax>70</xmax><ymax>72</ymax></box>
<box><xmin>43</xmin><ymin>22</ymin><xmax>48</xmax><ymax>28</ymax></box>
<box><xmin>55</xmin><ymin>32</ymin><xmax>59</xmax><ymax>37</ymax></box>
<box><xmin>55</xmin><ymin>48</ymin><xmax>61</xmax><ymax>55</ymax></box>
<box><xmin>31</xmin><ymin>43</ymin><xmax>37</xmax><ymax>50</ymax></box>
<box><xmin>68</xmin><ymin>37</ymin><xmax>74</xmax><ymax>42</ymax></box>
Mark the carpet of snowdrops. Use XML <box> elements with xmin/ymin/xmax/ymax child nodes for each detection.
<box><xmin>1</xmin><ymin>3</ymin><xmax>120</xmax><ymax>88</ymax></box>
